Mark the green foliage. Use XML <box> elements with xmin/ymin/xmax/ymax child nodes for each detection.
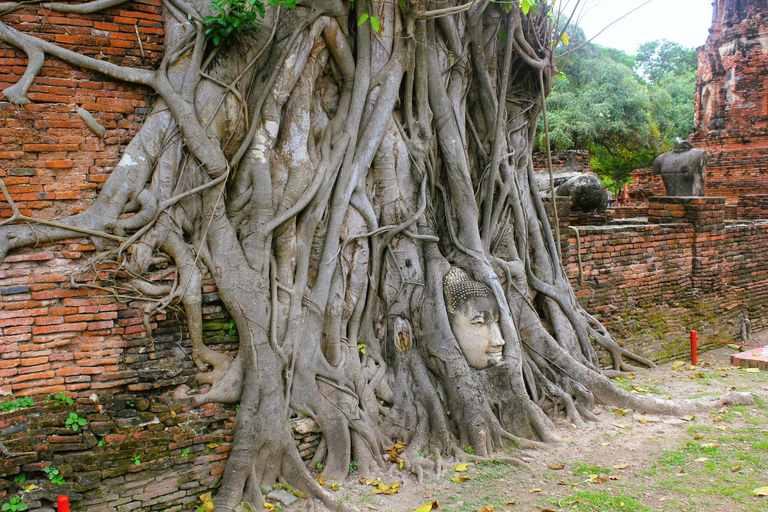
<box><xmin>2</xmin><ymin>497</ymin><xmax>27</xmax><ymax>512</ymax></box>
<box><xmin>635</xmin><ymin>40</ymin><xmax>697</xmax><ymax>85</ymax></box>
<box><xmin>12</xmin><ymin>473</ymin><xmax>25</xmax><ymax>484</ymax></box>
<box><xmin>463</xmin><ymin>445</ymin><xmax>475</xmax><ymax>455</ymax></box>
<box><xmin>132</xmin><ymin>455</ymin><xmax>141</xmax><ymax>466</ymax></box>
<box><xmin>540</xmin><ymin>35</ymin><xmax>698</xmax><ymax>187</ymax></box>
<box><xmin>65</xmin><ymin>412</ymin><xmax>88</xmax><ymax>431</ymax></box>
<box><xmin>316</xmin><ymin>460</ymin><xmax>324</xmax><ymax>471</ymax></box>
<box><xmin>182</xmin><ymin>448</ymin><xmax>190</xmax><ymax>457</ymax></box>
<box><xmin>204</xmin><ymin>0</ymin><xmax>296</xmax><ymax>47</ymax></box>
<box><xmin>357</xmin><ymin>13</ymin><xmax>380</xmax><ymax>33</ymax></box>
<box><xmin>46</xmin><ymin>392</ymin><xmax>74</xmax><ymax>406</ymax></box>
<box><xmin>0</xmin><ymin>396</ymin><xmax>34</xmax><ymax>413</ymax></box>
<box><xmin>43</xmin><ymin>466</ymin><xmax>65</xmax><ymax>485</ymax></box>
<box><xmin>348</xmin><ymin>460</ymin><xmax>357</xmax><ymax>474</ymax></box>
<box><xmin>98</xmin><ymin>439</ymin><xmax>106</xmax><ymax>447</ymax></box>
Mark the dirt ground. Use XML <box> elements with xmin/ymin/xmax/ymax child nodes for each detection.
<box><xmin>285</xmin><ymin>340</ymin><xmax>768</xmax><ymax>512</ymax></box>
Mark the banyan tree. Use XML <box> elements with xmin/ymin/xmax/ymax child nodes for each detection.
<box><xmin>0</xmin><ymin>0</ymin><xmax>752</xmax><ymax>508</ymax></box>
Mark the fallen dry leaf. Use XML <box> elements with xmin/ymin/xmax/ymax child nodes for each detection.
<box><xmin>612</xmin><ymin>408</ymin><xmax>628</xmax><ymax>416</ymax></box>
<box><xmin>752</xmin><ymin>486</ymin><xmax>768</xmax><ymax>497</ymax></box>
<box><xmin>686</xmin><ymin>365</ymin><xmax>697</xmax><ymax>371</ymax></box>
<box><xmin>732</xmin><ymin>466</ymin><xmax>742</xmax><ymax>472</ymax></box>
<box><xmin>478</xmin><ymin>507</ymin><xmax>494</xmax><ymax>512</ymax></box>
<box><xmin>701</xmin><ymin>442</ymin><xmax>720</xmax><ymax>448</ymax></box>
<box><xmin>694</xmin><ymin>457</ymin><xmax>710</xmax><ymax>462</ymax></box>
<box><xmin>453</xmin><ymin>463</ymin><xmax>468</xmax><ymax>472</ymax></box>
<box><xmin>598</xmin><ymin>442</ymin><xmax>610</xmax><ymax>447</ymax></box>
<box><xmin>450</xmin><ymin>476</ymin><xmax>470</xmax><ymax>483</ymax></box>
<box><xmin>548</xmin><ymin>463</ymin><xmax>565</xmax><ymax>470</ymax></box>
<box><xmin>612</xmin><ymin>464</ymin><xmax>629</xmax><ymax>469</ymax></box>
<box><xmin>504</xmin><ymin>500</ymin><xmax>516</xmax><ymax>505</ymax></box>
<box><xmin>609</xmin><ymin>475</ymin><xmax>622</xmax><ymax>481</ymax></box>
<box><xmin>331</xmin><ymin>483</ymin><xmax>340</xmax><ymax>491</ymax></box>
<box><xmin>413</xmin><ymin>501</ymin><xmax>439</xmax><ymax>512</ymax></box>
<box><xmin>693</xmin><ymin>434</ymin><xmax>704</xmax><ymax>440</ymax></box>
<box><xmin>714</xmin><ymin>416</ymin><xmax>724</xmax><ymax>422</ymax></box>
<box><xmin>671</xmin><ymin>361</ymin><xmax>685</xmax><ymax>369</ymax></box>
<box><xmin>317</xmin><ymin>474</ymin><xmax>325</xmax><ymax>486</ymax></box>
<box><xmin>745</xmin><ymin>368</ymin><xmax>760</xmax><ymax>373</ymax></box>
<box><xmin>263</xmin><ymin>504</ymin><xmax>275</xmax><ymax>512</ymax></box>
<box><xmin>682</xmin><ymin>415</ymin><xmax>696</xmax><ymax>421</ymax></box>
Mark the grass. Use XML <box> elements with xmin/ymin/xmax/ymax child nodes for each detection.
<box><xmin>572</xmin><ymin>463</ymin><xmax>612</xmax><ymax>476</ymax></box>
<box><xmin>550</xmin><ymin>491</ymin><xmax>651</xmax><ymax>512</ymax></box>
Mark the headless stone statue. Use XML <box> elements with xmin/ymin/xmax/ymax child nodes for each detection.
<box><xmin>652</xmin><ymin>140</ymin><xmax>708</xmax><ymax>196</ymax></box>
<box><xmin>443</xmin><ymin>267</ymin><xmax>505</xmax><ymax>369</ymax></box>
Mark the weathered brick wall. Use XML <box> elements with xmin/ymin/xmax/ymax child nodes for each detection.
<box><xmin>0</xmin><ymin>3</ymin><xmax>245</xmax><ymax>511</ymax></box>
<box><xmin>0</xmin><ymin>0</ymin><xmax>164</xmax><ymax>219</ymax></box>
<box><xmin>690</xmin><ymin>0</ymin><xmax>768</xmax><ymax>203</ymax></box>
<box><xmin>563</xmin><ymin>197</ymin><xmax>768</xmax><ymax>362</ymax></box>
<box><xmin>627</xmin><ymin>168</ymin><xmax>665</xmax><ymax>202</ymax></box>
<box><xmin>531</xmin><ymin>150</ymin><xmax>592</xmax><ymax>173</ymax></box>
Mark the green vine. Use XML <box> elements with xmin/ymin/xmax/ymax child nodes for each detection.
<box><xmin>204</xmin><ymin>0</ymin><xmax>296</xmax><ymax>46</ymax></box>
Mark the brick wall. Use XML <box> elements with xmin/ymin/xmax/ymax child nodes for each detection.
<box><xmin>0</xmin><ymin>0</ymin><xmax>163</xmax><ymax>220</ymax></box>
<box><xmin>562</xmin><ymin>197</ymin><xmax>768</xmax><ymax>362</ymax></box>
<box><xmin>531</xmin><ymin>150</ymin><xmax>592</xmax><ymax>173</ymax></box>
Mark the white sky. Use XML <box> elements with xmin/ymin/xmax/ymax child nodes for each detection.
<box><xmin>574</xmin><ymin>0</ymin><xmax>714</xmax><ymax>54</ymax></box>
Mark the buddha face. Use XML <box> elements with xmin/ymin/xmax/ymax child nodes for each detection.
<box><xmin>450</xmin><ymin>295</ymin><xmax>505</xmax><ymax>369</ymax></box>
<box><xmin>443</xmin><ymin>267</ymin><xmax>505</xmax><ymax>370</ymax></box>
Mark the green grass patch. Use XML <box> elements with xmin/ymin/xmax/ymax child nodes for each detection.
<box><xmin>550</xmin><ymin>491</ymin><xmax>650</xmax><ymax>511</ymax></box>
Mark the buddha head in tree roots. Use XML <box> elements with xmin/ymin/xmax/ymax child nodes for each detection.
<box><xmin>443</xmin><ymin>267</ymin><xmax>505</xmax><ymax>369</ymax></box>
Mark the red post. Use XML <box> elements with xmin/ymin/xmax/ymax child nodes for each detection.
<box><xmin>691</xmin><ymin>330</ymin><xmax>698</xmax><ymax>366</ymax></box>
<box><xmin>57</xmin><ymin>496</ymin><xmax>70</xmax><ymax>512</ymax></box>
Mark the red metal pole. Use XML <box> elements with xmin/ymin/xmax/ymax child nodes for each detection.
<box><xmin>691</xmin><ymin>330</ymin><xmax>698</xmax><ymax>366</ymax></box>
<box><xmin>57</xmin><ymin>496</ymin><xmax>70</xmax><ymax>512</ymax></box>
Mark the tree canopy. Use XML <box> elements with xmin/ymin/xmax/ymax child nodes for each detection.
<box><xmin>537</xmin><ymin>35</ymin><xmax>698</xmax><ymax>187</ymax></box>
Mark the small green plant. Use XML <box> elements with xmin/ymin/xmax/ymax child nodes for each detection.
<box><xmin>43</xmin><ymin>466</ymin><xmax>64</xmax><ymax>485</ymax></box>
<box><xmin>418</xmin><ymin>450</ymin><xmax>425</xmax><ymax>457</ymax></box>
<box><xmin>357</xmin><ymin>344</ymin><xmax>366</xmax><ymax>355</ymax></box>
<box><xmin>463</xmin><ymin>445</ymin><xmax>475</xmax><ymax>455</ymax></box>
<box><xmin>300</xmin><ymin>410</ymin><xmax>309</xmax><ymax>418</ymax></box>
<box><xmin>204</xmin><ymin>0</ymin><xmax>296</xmax><ymax>47</ymax></box>
<box><xmin>13</xmin><ymin>473</ymin><xmax>25</xmax><ymax>484</ymax></box>
<box><xmin>47</xmin><ymin>392</ymin><xmax>74</xmax><ymax>406</ymax></box>
<box><xmin>126</xmin><ymin>401</ymin><xmax>135</xmax><ymax>408</ymax></box>
<box><xmin>348</xmin><ymin>460</ymin><xmax>357</xmax><ymax>474</ymax></box>
<box><xmin>2</xmin><ymin>497</ymin><xmax>27</xmax><ymax>512</ymax></box>
<box><xmin>0</xmin><ymin>396</ymin><xmax>34</xmax><ymax>412</ymax></box>
<box><xmin>98</xmin><ymin>439</ymin><xmax>106</xmax><ymax>447</ymax></box>
<box><xmin>131</xmin><ymin>455</ymin><xmax>141</xmax><ymax>466</ymax></box>
<box><xmin>65</xmin><ymin>412</ymin><xmax>88</xmax><ymax>431</ymax></box>
<box><xmin>181</xmin><ymin>448</ymin><xmax>190</xmax><ymax>457</ymax></box>
<box><xmin>316</xmin><ymin>460</ymin><xmax>324</xmax><ymax>471</ymax></box>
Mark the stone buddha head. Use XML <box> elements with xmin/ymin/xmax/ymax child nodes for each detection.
<box><xmin>443</xmin><ymin>267</ymin><xmax>505</xmax><ymax>369</ymax></box>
